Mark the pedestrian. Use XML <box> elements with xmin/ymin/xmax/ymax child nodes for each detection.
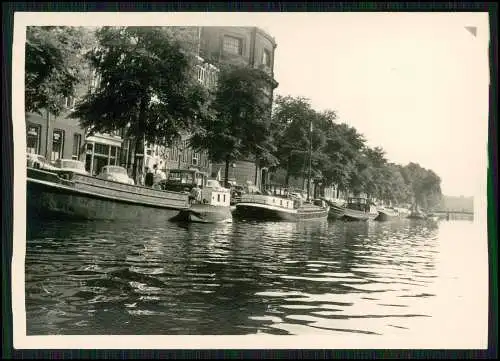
<box><xmin>144</xmin><ymin>166</ymin><xmax>154</xmax><ymax>188</ymax></box>
<box><xmin>189</xmin><ymin>184</ymin><xmax>201</xmax><ymax>204</ymax></box>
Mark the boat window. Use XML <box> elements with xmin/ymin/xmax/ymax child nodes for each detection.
<box><xmin>103</xmin><ymin>166</ymin><xmax>127</xmax><ymax>175</ymax></box>
<box><xmin>223</xmin><ymin>194</ymin><xmax>226</xmax><ymax>202</ymax></box>
<box><xmin>217</xmin><ymin>194</ymin><xmax>220</xmax><ymax>202</ymax></box>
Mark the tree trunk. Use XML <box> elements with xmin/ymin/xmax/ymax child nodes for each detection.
<box><xmin>44</xmin><ymin>109</ymin><xmax>51</xmax><ymax>159</ymax></box>
<box><xmin>254</xmin><ymin>157</ymin><xmax>259</xmax><ymax>190</ymax></box>
<box><xmin>224</xmin><ymin>156</ymin><xmax>230</xmax><ymax>188</ymax></box>
<box><xmin>132</xmin><ymin>98</ymin><xmax>148</xmax><ymax>182</ymax></box>
<box><xmin>285</xmin><ymin>156</ymin><xmax>291</xmax><ymax>186</ymax></box>
<box><xmin>132</xmin><ymin>135</ymin><xmax>143</xmax><ymax>182</ymax></box>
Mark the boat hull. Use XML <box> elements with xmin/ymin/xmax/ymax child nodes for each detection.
<box><xmin>234</xmin><ymin>203</ymin><xmax>328</xmax><ymax>222</ymax></box>
<box><xmin>27</xmin><ymin>168</ymin><xmax>189</xmax><ymax>222</ymax></box>
<box><xmin>375</xmin><ymin>210</ymin><xmax>400</xmax><ymax>221</ymax></box>
<box><xmin>170</xmin><ymin>204</ymin><xmax>233</xmax><ymax>224</ymax></box>
<box><xmin>342</xmin><ymin>208</ymin><xmax>379</xmax><ymax>222</ymax></box>
<box><xmin>328</xmin><ymin>204</ymin><xmax>346</xmax><ymax>220</ymax></box>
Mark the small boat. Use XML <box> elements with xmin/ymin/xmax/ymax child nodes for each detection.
<box><xmin>394</xmin><ymin>206</ymin><xmax>411</xmax><ymax>218</ymax></box>
<box><xmin>234</xmin><ymin>193</ymin><xmax>329</xmax><ymax>222</ymax></box>
<box><xmin>375</xmin><ymin>206</ymin><xmax>400</xmax><ymax>221</ymax></box>
<box><xmin>161</xmin><ymin>169</ymin><xmax>232</xmax><ymax>224</ymax></box>
<box><xmin>426</xmin><ymin>214</ymin><xmax>440</xmax><ymax>222</ymax></box>
<box><xmin>339</xmin><ymin>197</ymin><xmax>379</xmax><ymax>222</ymax></box>
<box><xmin>27</xmin><ymin>167</ymin><xmax>189</xmax><ymax>221</ymax></box>
<box><xmin>323</xmin><ymin>199</ymin><xmax>346</xmax><ymax>220</ymax></box>
<box><xmin>407</xmin><ymin>204</ymin><xmax>428</xmax><ymax>220</ymax></box>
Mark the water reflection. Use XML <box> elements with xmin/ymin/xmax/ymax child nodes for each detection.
<box><xmin>25</xmin><ymin>217</ymin><xmax>482</xmax><ymax>337</ymax></box>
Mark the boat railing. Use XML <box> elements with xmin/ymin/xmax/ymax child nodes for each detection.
<box><xmin>67</xmin><ymin>172</ymin><xmax>189</xmax><ymax>201</ymax></box>
<box><xmin>240</xmin><ymin>194</ymin><xmax>296</xmax><ymax>210</ymax></box>
<box><xmin>27</xmin><ymin>167</ymin><xmax>75</xmax><ymax>187</ymax></box>
<box><xmin>28</xmin><ymin>167</ymin><xmax>190</xmax><ymax>209</ymax></box>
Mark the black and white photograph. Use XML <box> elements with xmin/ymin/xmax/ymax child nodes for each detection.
<box><xmin>11</xmin><ymin>11</ymin><xmax>490</xmax><ymax>350</ymax></box>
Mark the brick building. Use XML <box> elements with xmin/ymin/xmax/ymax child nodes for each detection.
<box><xmin>26</xmin><ymin>99</ymin><xmax>85</xmax><ymax>163</ymax></box>
<box><xmin>198</xmin><ymin>26</ymin><xmax>279</xmax><ymax>189</ymax></box>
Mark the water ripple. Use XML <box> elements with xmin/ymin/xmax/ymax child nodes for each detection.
<box><xmin>24</xmin><ymin>217</ymin><xmax>483</xmax><ymax>337</ymax></box>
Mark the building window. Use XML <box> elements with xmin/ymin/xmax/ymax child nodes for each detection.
<box><xmin>262</xmin><ymin>49</ymin><xmax>271</xmax><ymax>67</ymax></box>
<box><xmin>65</xmin><ymin>96</ymin><xmax>76</xmax><ymax>109</ymax></box>
<box><xmin>94</xmin><ymin>143</ymin><xmax>110</xmax><ymax>156</ymax></box>
<box><xmin>26</xmin><ymin>123</ymin><xmax>41</xmax><ymax>154</ymax></box>
<box><xmin>223</xmin><ymin>35</ymin><xmax>243</xmax><ymax>55</ymax></box>
<box><xmin>192</xmin><ymin>151</ymin><xmax>200</xmax><ymax>166</ymax></box>
<box><xmin>90</xmin><ymin>143</ymin><xmax>121</xmax><ymax>175</ymax></box>
<box><xmin>110</xmin><ymin>145</ymin><xmax>119</xmax><ymax>166</ymax></box>
<box><xmin>72</xmin><ymin>133</ymin><xmax>82</xmax><ymax>160</ymax></box>
<box><xmin>51</xmin><ymin>129</ymin><xmax>65</xmax><ymax>161</ymax></box>
<box><xmin>89</xmin><ymin>69</ymin><xmax>101</xmax><ymax>94</ymax></box>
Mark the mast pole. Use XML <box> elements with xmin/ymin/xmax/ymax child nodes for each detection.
<box><xmin>307</xmin><ymin>117</ymin><xmax>313</xmax><ymax>202</ymax></box>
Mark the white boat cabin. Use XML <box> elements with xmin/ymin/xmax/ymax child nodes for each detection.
<box><xmin>347</xmin><ymin>197</ymin><xmax>378</xmax><ymax>213</ymax></box>
<box><xmin>202</xmin><ymin>179</ymin><xmax>231</xmax><ymax>207</ymax></box>
<box><xmin>161</xmin><ymin>169</ymin><xmax>231</xmax><ymax>207</ymax></box>
<box><xmin>240</xmin><ymin>194</ymin><xmax>296</xmax><ymax>210</ymax></box>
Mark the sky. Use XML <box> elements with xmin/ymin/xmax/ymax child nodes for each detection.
<box><xmin>250</xmin><ymin>13</ymin><xmax>490</xmax><ymax>197</ymax></box>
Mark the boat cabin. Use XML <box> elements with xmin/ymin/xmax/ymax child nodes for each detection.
<box><xmin>346</xmin><ymin>197</ymin><xmax>377</xmax><ymax>213</ymax></box>
<box><xmin>160</xmin><ymin>169</ymin><xmax>206</xmax><ymax>193</ymax></box>
<box><xmin>160</xmin><ymin>169</ymin><xmax>231</xmax><ymax>207</ymax></box>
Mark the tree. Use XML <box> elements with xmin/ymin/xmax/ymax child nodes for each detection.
<box><xmin>71</xmin><ymin>26</ymin><xmax>212</xmax><ymax>179</ymax></box>
<box><xmin>25</xmin><ymin>26</ymin><xmax>95</xmax><ymax>116</ymax></box>
<box><xmin>322</xmin><ymin>121</ymin><xmax>366</xmax><ymax>192</ymax></box>
<box><xmin>271</xmin><ymin>95</ymin><xmax>317</xmax><ymax>185</ymax></box>
<box><xmin>400</xmin><ymin>162</ymin><xmax>443</xmax><ymax>209</ymax></box>
<box><xmin>190</xmin><ymin>65</ymin><xmax>277</xmax><ymax>187</ymax></box>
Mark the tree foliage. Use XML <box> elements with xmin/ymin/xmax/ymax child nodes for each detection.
<box><xmin>72</xmin><ymin>26</ymin><xmax>212</xmax><ymax>146</ymax></box>
<box><xmin>270</xmin><ymin>95</ymin><xmax>442</xmax><ymax>208</ymax></box>
<box><xmin>190</xmin><ymin>65</ymin><xmax>277</xmax><ymax>185</ymax></box>
<box><xmin>25</xmin><ymin>26</ymin><xmax>94</xmax><ymax>116</ymax></box>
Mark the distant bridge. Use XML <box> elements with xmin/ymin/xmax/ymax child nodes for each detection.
<box><xmin>433</xmin><ymin>210</ymin><xmax>474</xmax><ymax>215</ymax></box>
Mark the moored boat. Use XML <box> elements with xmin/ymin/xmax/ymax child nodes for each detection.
<box><xmin>161</xmin><ymin>169</ymin><xmax>232</xmax><ymax>224</ymax></box>
<box><xmin>27</xmin><ymin>167</ymin><xmax>189</xmax><ymax>221</ymax></box>
<box><xmin>407</xmin><ymin>204</ymin><xmax>428</xmax><ymax>220</ymax></box>
<box><xmin>323</xmin><ymin>199</ymin><xmax>346</xmax><ymax>220</ymax></box>
<box><xmin>340</xmin><ymin>197</ymin><xmax>379</xmax><ymax>222</ymax></box>
<box><xmin>234</xmin><ymin>194</ymin><xmax>329</xmax><ymax>222</ymax></box>
<box><xmin>375</xmin><ymin>206</ymin><xmax>400</xmax><ymax>221</ymax></box>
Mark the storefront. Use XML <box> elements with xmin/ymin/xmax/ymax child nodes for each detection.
<box><xmin>26</xmin><ymin>123</ymin><xmax>42</xmax><ymax>154</ymax></box>
<box><xmin>84</xmin><ymin>133</ymin><xmax>123</xmax><ymax>176</ymax></box>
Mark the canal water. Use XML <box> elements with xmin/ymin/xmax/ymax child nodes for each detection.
<box><xmin>24</xmin><ymin>216</ymin><xmax>488</xmax><ymax>345</ymax></box>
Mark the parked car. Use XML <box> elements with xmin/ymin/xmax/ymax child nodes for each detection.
<box><xmin>53</xmin><ymin>159</ymin><xmax>89</xmax><ymax>175</ymax></box>
<box><xmin>26</xmin><ymin>153</ymin><xmax>59</xmax><ymax>171</ymax></box>
<box><xmin>96</xmin><ymin>165</ymin><xmax>135</xmax><ymax>185</ymax></box>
